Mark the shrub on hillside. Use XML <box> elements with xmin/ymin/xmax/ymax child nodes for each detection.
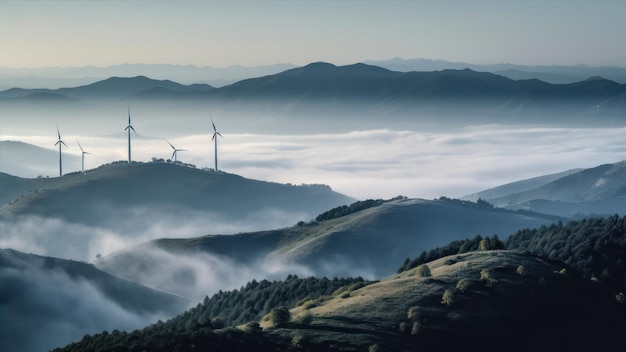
<box><xmin>441</xmin><ymin>289</ymin><xmax>455</xmax><ymax>306</ymax></box>
<box><xmin>269</xmin><ymin>306</ymin><xmax>291</xmax><ymax>327</ymax></box>
<box><xmin>415</xmin><ymin>264</ymin><xmax>432</xmax><ymax>278</ymax></box>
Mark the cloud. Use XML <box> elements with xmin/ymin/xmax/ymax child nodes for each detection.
<box><xmin>0</xmin><ymin>259</ymin><xmax>173</xmax><ymax>352</ymax></box>
<box><xmin>4</xmin><ymin>124</ymin><xmax>626</xmax><ymax>201</ymax></box>
<box><xmin>0</xmin><ymin>205</ymin><xmax>310</xmax><ymax>262</ymax></box>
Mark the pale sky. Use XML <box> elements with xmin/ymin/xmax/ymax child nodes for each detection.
<box><xmin>1</xmin><ymin>0</ymin><xmax>625</xmax><ymax>69</ymax></box>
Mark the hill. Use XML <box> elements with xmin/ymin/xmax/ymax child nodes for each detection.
<box><xmin>94</xmin><ymin>197</ymin><xmax>561</xmax><ymax>298</ymax></box>
<box><xmin>0</xmin><ymin>162</ymin><xmax>354</xmax><ymax>261</ymax></box>
<box><xmin>0</xmin><ymin>161</ymin><xmax>353</xmax><ymax>225</ymax></box>
<box><xmin>465</xmin><ymin>161</ymin><xmax>626</xmax><ymax>218</ymax></box>
<box><xmin>54</xmin><ymin>248</ymin><xmax>626</xmax><ymax>352</ymax></box>
<box><xmin>0</xmin><ymin>248</ymin><xmax>189</xmax><ymax>352</ymax></box>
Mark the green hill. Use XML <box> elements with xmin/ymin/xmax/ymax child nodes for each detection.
<box><xmin>1</xmin><ymin>162</ymin><xmax>353</xmax><ymax>224</ymax></box>
<box><xmin>54</xmin><ymin>245</ymin><xmax>626</xmax><ymax>352</ymax></box>
<box><xmin>94</xmin><ymin>197</ymin><xmax>561</xmax><ymax>298</ymax></box>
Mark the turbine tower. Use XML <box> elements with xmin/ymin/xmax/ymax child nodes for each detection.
<box><xmin>124</xmin><ymin>105</ymin><xmax>138</xmax><ymax>163</ymax></box>
<box><xmin>54</xmin><ymin>126</ymin><xmax>68</xmax><ymax>177</ymax></box>
<box><xmin>211</xmin><ymin>118</ymin><xmax>223</xmax><ymax>171</ymax></box>
<box><xmin>166</xmin><ymin>140</ymin><xmax>187</xmax><ymax>163</ymax></box>
<box><xmin>77</xmin><ymin>140</ymin><xmax>92</xmax><ymax>175</ymax></box>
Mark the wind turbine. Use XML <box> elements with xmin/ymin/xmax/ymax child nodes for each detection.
<box><xmin>54</xmin><ymin>126</ymin><xmax>68</xmax><ymax>177</ymax></box>
<box><xmin>166</xmin><ymin>139</ymin><xmax>187</xmax><ymax>163</ymax></box>
<box><xmin>124</xmin><ymin>105</ymin><xmax>138</xmax><ymax>163</ymax></box>
<box><xmin>76</xmin><ymin>140</ymin><xmax>92</xmax><ymax>174</ymax></box>
<box><xmin>211</xmin><ymin>118</ymin><xmax>223</xmax><ymax>171</ymax></box>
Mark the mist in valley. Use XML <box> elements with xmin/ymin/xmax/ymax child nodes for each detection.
<box><xmin>3</xmin><ymin>102</ymin><xmax>626</xmax><ymax>201</ymax></box>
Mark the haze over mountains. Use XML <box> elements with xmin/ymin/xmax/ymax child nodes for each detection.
<box><xmin>3</xmin><ymin>62</ymin><xmax>626</xmax><ymax>138</ymax></box>
<box><xmin>2</xmin><ymin>58</ymin><xmax>626</xmax><ymax>90</ymax></box>
<box><xmin>0</xmin><ymin>248</ymin><xmax>188</xmax><ymax>352</ymax></box>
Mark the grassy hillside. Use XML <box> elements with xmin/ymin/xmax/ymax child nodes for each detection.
<box><xmin>0</xmin><ymin>161</ymin><xmax>354</xmax><ymax>227</ymax></box>
<box><xmin>54</xmin><ymin>248</ymin><xmax>626</xmax><ymax>352</ymax></box>
<box><xmin>95</xmin><ymin>197</ymin><xmax>561</xmax><ymax>297</ymax></box>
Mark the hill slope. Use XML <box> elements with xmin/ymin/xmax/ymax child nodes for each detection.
<box><xmin>0</xmin><ymin>162</ymin><xmax>354</xmax><ymax>261</ymax></box>
<box><xmin>0</xmin><ymin>161</ymin><xmax>353</xmax><ymax>225</ymax></box>
<box><xmin>0</xmin><ymin>248</ymin><xmax>189</xmax><ymax>352</ymax></box>
<box><xmin>55</xmin><ymin>249</ymin><xmax>626</xmax><ymax>352</ymax></box>
<box><xmin>468</xmin><ymin>161</ymin><xmax>626</xmax><ymax>217</ymax></box>
<box><xmin>94</xmin><ymin>197</ymin><xmax>560</xmax><ymax>298</ymax></box>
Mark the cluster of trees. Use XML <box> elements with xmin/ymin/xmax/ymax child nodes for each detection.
<box><xmin>194</xmin><ymin>275</ymin><xmax>371</xmax><ymax>327</ymax></box>
<box><xmin>397</xmin><ymin>235</ymin><xmax>504</xmax><ymax>273</ymax></box>
<box><xmin>506</xmin><ymin>215</ymin><xmax>626</xmax><ymax>292</ymax></box>
<box><xmin>315</xmin><ymin>196</ymin><xmax>407</xmax><ymax>222</ymax></box>
<box><xmin>399</xmin><ymin>214</ymin><xmax>626</xmax><ymax>294</ymax></box>
<box><xmin>54</xmin><ymin>275</ymin><xmax>372</xmax><ymax>352</ymax></box>
<box><xmin>437</xmin><ymin>196</ymin><xmax>495</xmax><ymax>209</ymax></box>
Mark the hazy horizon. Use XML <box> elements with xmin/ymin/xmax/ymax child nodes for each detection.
<box><xmin>1</xmin><ymin>1</ymin><xmax>625</xmax><ymax>69</ymax></box>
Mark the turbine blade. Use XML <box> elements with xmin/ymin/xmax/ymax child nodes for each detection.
<box><xmin>217</xmin><ymin>132</ymin><xmax>223</xmax><ymax>138</ymax></box>
<box><xmin>77</xmin><ymin>140</ymin><xmax>84</xmax><ymax>153</ymax></box>
<box><xmin>211</xmin><ymin>119</ymin><xmax>217</xmax><ymax>132</ymax></box>
<box><xmin>130</xmin><ymin>126</ymin><xmax>138</xmax><ymax>135</ymax></box>
<box><xmin>61</xmin><ymin>141</ymin><xmax>68</xmax><ymax>148</ymax></box>
<box><xmin>166</xmin><ymin>140</ymin><xmax>175</xmax><ymax>150</ymax></box>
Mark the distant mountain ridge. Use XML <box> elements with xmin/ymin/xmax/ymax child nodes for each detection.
<box><xmin>3</xmin><ymin>62</ymin><xmax>626</xmax><ymax>129</ymax></box>
<box><xmin>465</xmin><ymin>160</ymin><xmax>626</xmax><ymax>218</ymax></box>
<box><xmin>365</xmin><ymin>57</ymin><xmax>626</xmax><ymax>84</ymax></box>
<box><xmin>0</xmin><ymin>63</ymin><xmax>297</xmax><ymax>89</ymax></box>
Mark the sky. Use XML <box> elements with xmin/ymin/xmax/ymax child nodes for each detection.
<box><xmin>1</xmin><ymin>0</ymin><xmax>625</xmax><ymax>69</ymax></box>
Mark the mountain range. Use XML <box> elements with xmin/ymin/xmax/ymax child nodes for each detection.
<box><xmin>3</xmin><ymin>59</ymin><xmax>625</xmax><ymax>90</ymax></box>
<box><xmin>3</xmin><ymin>62</ymin><xmax>626</xmax><ymax>135</ymax></box>
<box><xmin>365</xmin><ymin>57</ymin><xmax>626</xmax><ymax>84</ymax></box>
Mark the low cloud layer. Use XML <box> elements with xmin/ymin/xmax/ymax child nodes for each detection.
<box><xmin>0</xmin><ymin>205</ymin><xmax>310</xmax><ymax>262</ymax></box>
<box><xmin>0</xmin><ymin>260</ymin><xmax>173</xmax><ymax>352</ymax></box>
<box><xmin>3</xmin><ymin>125</ymin><xmax>626</xmax><ymax>200</ymax></box>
